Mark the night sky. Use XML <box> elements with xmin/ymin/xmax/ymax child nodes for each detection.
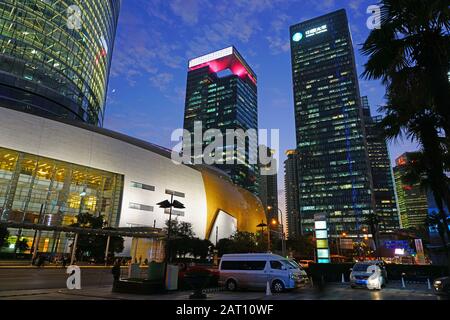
<box><xmin>105</xmin><ymin>0</ymin><xmax>418</xmax><ymax>213</ymax></box>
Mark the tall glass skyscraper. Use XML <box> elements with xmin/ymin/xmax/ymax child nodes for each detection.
<box><xmin>362</xmin><ymin>96</ymin><xmax>400</xmax><ymax>233</ymax></box>
<box><xmin>284</xmin><ymin>149</ymin><xmax>301</xmax><ymax>239</ymax></box>
<box><xmin>183</xmin><ymin>47</ymin><xmax>259</xmax><ymax>195</ymax></box>
<box><xmin>290</xmin><ymin>10</ymin><xmax>374</xmax><ymax>237</ymax></box>
<box><xmin>0</xmin><ymin>0</ymin><xmax>120</xmax><ymax>126</ymax></box>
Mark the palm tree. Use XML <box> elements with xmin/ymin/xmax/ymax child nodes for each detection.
<box><xmin>361</xmin><ymin>0</ymin><xmax>450</xmax><ymax>135</ymax></box>
<box><xmin>361</xmin><ymin>0</ymin><xmax>450</xmax><ymax>248</ymax></box>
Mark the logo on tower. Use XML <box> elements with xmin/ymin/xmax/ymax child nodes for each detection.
<box><xmin>292</xmin><ymin>32</ymin><xmax>303</xmax><ymax>42</ymax></box>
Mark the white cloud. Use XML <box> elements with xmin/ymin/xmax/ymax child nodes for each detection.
<box><xmin>150</xmin><ymin>72</ymin><xmax>174</xmax><ymax>90</ymax></box>
<box><xmin>169</xmin><ymin>0</ymin><xmax>203</xmax><ymax>25</ymax></box>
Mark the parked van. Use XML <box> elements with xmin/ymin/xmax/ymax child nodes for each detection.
<box><xmin>219</xmin><ymin>253</ymin><xmax>304</xmax><ymax>293</ymax></box>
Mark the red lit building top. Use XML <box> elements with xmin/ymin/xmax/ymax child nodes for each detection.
<box><xmin>188</xmin><ymin>46</ymin><xmax>257</xmax><ymax>85</ymax></box>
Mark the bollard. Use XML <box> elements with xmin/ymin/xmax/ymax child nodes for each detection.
<box><xmin>427</xmin><ymin>278</ymin><xmax>431</xmax><ymax>290</ymax></box>
<box><xmin>266</xmin><ymin>281</ymin><xmax>272</xmax><ymax>296</ymax></box>
<box><xmin>341</xmin><ymin>273</ymin><xmax>345</xmax><ymax>283</ymax></box>
<box><xmin>401</xmin><ymin>276</ymin><xmax>406</xmax><ymax>288</ymax></box>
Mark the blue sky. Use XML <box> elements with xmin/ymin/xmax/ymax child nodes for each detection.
<box><xmin>105</xmin><ymin>0</ymin><xmax>418</xmax><ymax>211</ymax></box>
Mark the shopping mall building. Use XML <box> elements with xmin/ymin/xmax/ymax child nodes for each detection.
<box><xmin>0</xmin><ymin>107</ymin><xmax>265</xmax><ymax>257</ymax></box>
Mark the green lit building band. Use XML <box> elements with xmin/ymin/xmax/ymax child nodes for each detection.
<box><xmin>0</xmin><ymin>0</ymin><xmax>120</xmax><ymax>126</ymax></box>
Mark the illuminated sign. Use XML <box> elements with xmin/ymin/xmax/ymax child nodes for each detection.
<box><xmin>189</xmin><ymin>47</ymin><xmax>233</xmax><ymax>69</ymax></box>
<box><xmin>314</xmin><ymin>214</ymin><xmax>329</xmax><ymax>263</ymax></box>
<box><xmin>315</xmin><ymin>230</ymin><xmax>328</xmax><ymax>239</ymax></box>
<box><xmin>305</xmin><ymin>24</ymin><xmax>328</xmax><ymax>37</ymax></box>
<box><xmin>394</xmin><ymin>248</ymin><xmax>405</xmax><ymax>255</ymax></box>
<box><xmin>317</xmin><ymin>249</ymin><xmax>330</xmax><ymax>258</ymax></box>
<box><xmin>316</xmin><ymin>239</ymin><xmax>328</xmax><ymax>248</ymax></box>
<box><xmin>315</xmin><ymin>221</ymin><xmax>327</xmax><ymax>229</ymax></box>
<box><xmin>292</xmin><ymin>32</ymin><xmax>303</xmax><ymax>42</ymax></box>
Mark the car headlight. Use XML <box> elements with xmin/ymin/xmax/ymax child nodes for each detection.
<box><xmin>434</xmin><ymin>280</ymin><xmax>442</xmax><ymax>285</ymax></box>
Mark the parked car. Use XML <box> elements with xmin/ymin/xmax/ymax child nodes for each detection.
<box><xmin>298</xmin><ymin>260</ymin><xmax>315</xmax><ymax>269</ymax></box>
<box><xmin>350</xmin><ymin>260</ymin><xmax>387</xmax><ymax>290</ymax></box>
<box><xmin>219</xmin><ymin>253</ymin><xmax>303</xmax><ymax>293</ymax></box>
<box><xmin>433</xmin><ymin>276</ymin><xmax>450</xmax><ymax>296</ymax></box>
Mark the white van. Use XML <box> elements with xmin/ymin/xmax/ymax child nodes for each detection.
<box><xmin>219</xmin><ymin>253</ymin><xmax>304</xmax><ymax>293</ymax></box>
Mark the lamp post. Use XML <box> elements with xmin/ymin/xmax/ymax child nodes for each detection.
<box><xmin>157</xmin><ymin>195</ymin><xmax>185</xmax><ymax>289</ymax></box>
<box><xmin>256</xmin><ymin>221</ymin><xmax>269</xmax><ymax>251</ymax></box>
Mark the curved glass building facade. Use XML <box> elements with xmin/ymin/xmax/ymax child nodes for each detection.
<box><xmin>0</xmin><ymin>0</ymin><xmax>120</xmax><ymax>126</ymax></box>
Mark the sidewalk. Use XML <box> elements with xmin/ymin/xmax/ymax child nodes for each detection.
<box><xmin>0</xmin><ymin>283</ymin><xmax>437</xmax><ymax>300</ymax></box>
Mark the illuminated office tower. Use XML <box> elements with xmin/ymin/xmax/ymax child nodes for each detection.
<box><xmin>183</xmin><ymin>47</ymin><xmax>259</xmax><ymax>195</ymax></box>
<box><xmin>0</xmin><ymin>0</ymin><xmax>120</xmax><ymax>126</ymax></box>
<box><xmin>393</xmin><ymin>153</ymin><xmax>429</xmax><ymax>229</ymax></box>
<box><xmin>362</xmin><ymin>96</ymin><xmax>400</xmax><ymax>232</ymax></box>
<box><xmin>284</xmin><ymin>149</ymin><xmax>301</xmax><ymax>239</ymax></box>
<box><xmin>290</xmin><ymin>10</ymin><xmax>374</xmax><ymax>236</ymax></box>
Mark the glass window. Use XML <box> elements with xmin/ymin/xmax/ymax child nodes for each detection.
<box><xmin>165</xmin><ymin>189</ymin><xmax>185</xmax><ymax>198</ymax></box>
<box><xmin>270</xmin><ymin>260</ymin><xmax>284</xmax><ymax>270</ymax></box>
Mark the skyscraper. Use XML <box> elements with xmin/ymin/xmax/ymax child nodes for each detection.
<box><xmin>393</xmin><ymin>153</ymin><xmax>429</xmax><ymax>229</ymax></box>
<box><xmin>362</xmin><ymin>96</ymin><xmax>400</xmax><ymax>232</ymax></box>
<box><xmin>0</xmin><ymin>0</ymin><xmax>120</xmax><ymax>126</ymax></box>
<box><xmin>290</xmin><ymin>10</ymin><xmax>374</xmax><ymax>236</ymax></box>
<box><xmin>284</xmin><ymin>149</ymin><xmax>301</xmax><ymax>239</ymax></box>
<box><xmin>183</xmin><ymin>47</ymin><xmax>259</xmax><ymax>194</ymax></box>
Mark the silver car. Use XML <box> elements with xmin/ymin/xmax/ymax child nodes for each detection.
<box><xmin>350</xmin><ymin>261</ymin><xmax>387</xmax><ymax>290</ymax></box>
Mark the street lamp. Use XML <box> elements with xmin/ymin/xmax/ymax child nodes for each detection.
<box><xmin>256</xmin><ymin>220</ymin><xmax>269</xmax><ymax>251</ymax></box>
<box><xmin>157</xmin><ymin>195</ymin><xmax>185</xmax><ymax>289</ymax></box>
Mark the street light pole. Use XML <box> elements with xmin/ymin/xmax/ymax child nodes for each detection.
<box><xmin>157</xmin><ymin>195</ymin><xmax>185</xmax><ymax>289</ymax></box>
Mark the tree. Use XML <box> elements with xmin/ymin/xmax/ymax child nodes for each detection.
<box><xmin>230</xmin><ymin>231</ymin><xmax>259</xmax><ymax>253</ymax></box>
<box><xmin>191</xmin><ymin>238</ymin><xmax>213</xmax><ymax>260</ymax></box>
<box><xmin>216</xmin><ymin>231</ymin><xmax>261</xmax><ymax>255</ymax></box>
<box><xmin>0</xmin><ymin>226</ymin><xmax>9</xmax><ymax>248</ymax></box>
<box><xmin>361</xmin><ymin>0</ymin><xmax>450</xmax><ymax>268</ymax></box>
<box><xmin>71</xmin><ymin>213</ymin><xmax>124</xmax><ymax>263</ymax></box>
<box><xmin>285</xmin><ymin>235</ymin><xmax>315</xmax><ymax>260</ymax></box>
<box><xmin>164</xmin><ymin>220</ymin><xmax>195</xmax><ymax>260</ymax></box>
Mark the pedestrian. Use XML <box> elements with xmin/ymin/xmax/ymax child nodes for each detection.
<box><xmin>62</xmin><ymin>255</ymin><xmax>68</xmax><ymax>268</ymax></box>
<box><xmin>111</xmin><ymin>259</ymin><xmax>121</xmax><ymax>282</ymax></box>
